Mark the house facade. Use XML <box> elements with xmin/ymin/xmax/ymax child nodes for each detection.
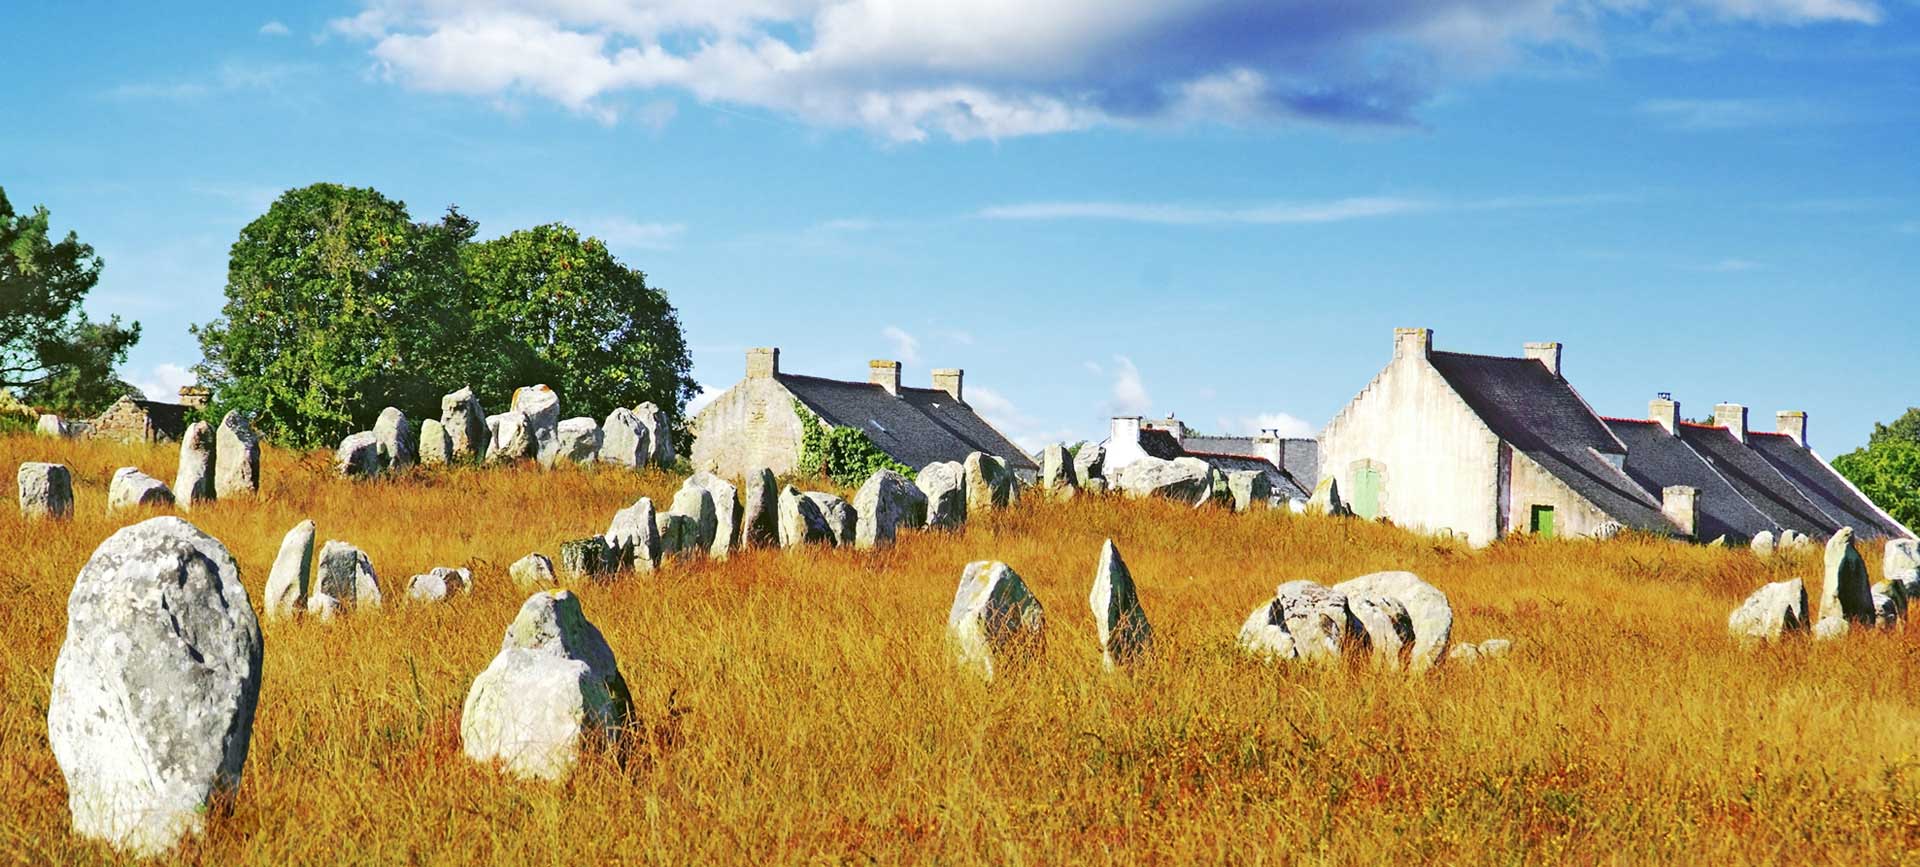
<box><xmin>1319</xmin><ymin>328</ymin><xmax>1912</xmax><ymax>545</ymax></box>
<box><xmin>1102</xmin><ymin>414</ymin><xmax>1316</xmax><ymax>502</ymax></box>
<box><xmin>690</xmin><ymin>347</ymin><xmax>1039</xmax><ymax>481</ymax></box>
<box><xmin>88</xmin><ymin>387</ymin><xmax>207</xmax><ymax>444</ymax></box>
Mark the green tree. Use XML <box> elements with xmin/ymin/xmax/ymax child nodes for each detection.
<box><xmin>1834</xmin><ymin>407</ymin><xmax>1920</xmax><ymax>530</ymax></box>
<box><xmin>463</xmin><ymin>224</ymin><xmax>696</xmax><ymax>446</ymax></box>
<box><xmin>193</xmin><ymin>184</ymin><xmax>475</xmax><ymax>448</ymax></box>
<box><xmin>0</xmin><ymin>185</ymin><xmax>140</xmax><ymax>414</ymax></box>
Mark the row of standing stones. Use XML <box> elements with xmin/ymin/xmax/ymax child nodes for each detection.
<box><xmin>15</xmin><ymin>411</ymin><xmax>262</xmax><ymax>520</ymax></box>
<box><xmin>45</xmin><ymin>512</ymin><xmax>1499</xmax><ymax>857</ymax></box>
<box><xmin>1728</xmin><ymin>529</ymin><xmax>1920</xmax><ymax>644</ymax></box>
<box><xmin>334</xmin><ymin>385</ymin><xmax>674</xmax><ymax>478</ymax></box>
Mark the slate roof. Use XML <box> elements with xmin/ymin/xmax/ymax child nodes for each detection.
<box><xmin>132</xmin><ymin>399</ymin><xmax>192</xmax><ymax>440</ymax></box>
<box><xmin>1183</xmin><ymin>434</ymin><xmax>1256</xmax><ymax>456</ymax></box>
<box><xmin>1137</xmin><ymin>429</ymin><xmax>1186</xmax><ymax>460</ymax></box>
<box><xmin>1604</xmin><ymin>418</ymin><xmax>1779</xmax><ymax>542</ymax></box>
<box><xmin>1748</xmin><ymin>431</ymin><xmax>1910</xmax><ymax>538</ymax></box>
<box><xmin>1184</xmin><ymin>451</ymin><xmax>1312</xmax><ymax>501</ymax></box>
<box><xmin>1176</xmin><ymin>433</ymin><xmax>1317</xmax><ymax>500</ymax></box>
<box><xmin>1675</xmin><ymin>423</ymin><xmax>1838</xmax><ymax>536</ymax></box>
<box><xmin>777</xmin><ymin>374</ymin><xmax>1037</xmax><ymax>472</ymax></box>
<box><xmin>1428</xmin><ymin>351</ymin><xmax>1675</xmax><ymax>534</ymax></box>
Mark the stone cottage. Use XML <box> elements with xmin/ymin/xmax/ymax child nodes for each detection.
<box><xmin>89</xmin><ymin>386</ymin><xmax>207</xmax><ymax>444</ymax></box>
<box><xmin>1318</xmin><ymin>328</ymin><xmax>1913</xmax><ymax>545</ymax></box>
<box><xmin>1101</xmin><ymin>414</ymin><xmax>1316</xmax><ymax>502</ymax></box>
<box><xmin>690</xmin><ymin>348</ymin><xmax>1038</xmax><ymax>480</ymax></box>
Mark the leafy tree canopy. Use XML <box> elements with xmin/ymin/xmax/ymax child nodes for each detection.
<box><xmin>1834</xmin><ymin>406</ymin><xmax>1920</xmax><ymax>531</ymax></box>
<box><xmin>0</xmin><ymin>185</ymin><xmax>140</xmax><ymax>414</ymax></box>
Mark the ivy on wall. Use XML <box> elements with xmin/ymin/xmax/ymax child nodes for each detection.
<box><xmin>794</xmin><ymin>399</ymin><xmax>912</xmax><ymax>488</ymax></box>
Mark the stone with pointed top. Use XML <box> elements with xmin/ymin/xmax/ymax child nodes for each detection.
<box><xmin>262</xmin><ymin>519</ymin><xmax>316</xmax><ymax>621</ymax></box>
<box><xmin>1813</xmin><ymin>527</ymin><xmax>1874</xmax><ymax>640</ymax></box>
<box><xmin>1041</xmin><ymin>444</ymin><xmax>1077</xmax><ymax>500</ymax></box>
<box><xmin>948</xmin><ymin>561</ymin><xmax>1046</xmax><ymax>680</ymax></box>
<box><xmin>461</xmin><ymin>590</ymin><xmax>633</xmax><ymax>781</ymax></box>
<box><xmin>441</xmin><ymin>386</ymin><xmax>489</xmax><ymax>463</ymax></box>
<box><xmin>373</xmin><ymin>407</ymin><xmax>415</xmax><ymax>471</ymax></box>
<box><xmin>1088</xmin><ymin>540</ymin><xmax>1152</xmax><ymax>668</ymax></box>
<box><xmin>510</xmin><ymin>553</ymin><xmax>557</xmax><ymax>589</ymax></box>
<box><xmin>1728</xmin><ymin>578</ymin><xmax>1809</xmax><ymax>644</ymax></box>
<box><xmin>214</xmin><ymin>411</ymin><xmax>260</xmax><ymax>497</ymax></box>
<box><xmin>916</xmin><ymin>461</ymin><xmax>967</xmax><ymax>529</ymax></box>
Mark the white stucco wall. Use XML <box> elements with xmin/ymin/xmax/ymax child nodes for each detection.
<box><xmin>1504</xmin><ymin>449</ymin><xmax>1622</xmax><ymax>540</ymax></box>
<box><xmin>689</xmin><ymin>377</ymin><xmax>809</xmax><ymax>479</ymax></box>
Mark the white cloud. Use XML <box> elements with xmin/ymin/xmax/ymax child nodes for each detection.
<box><xmin>1083</xmin><ymin>360</ymin><xmax>1104</xmax><ymax>375</ymax></box>
<box><xmin>583</xmin><ymin>217</ymin><xmax>684</xmax><ymax>251</ymax></box>
<box><xmin>968</xmin><ymin>386</ymin><xmax>1077</xmax><ymax>454</ymax></box>
<box><xmin>1109</xmin><ymin>355</ymin><xmax>1151</xmax><ymax>416</ymax></box>
<box><xmin>130</xmin><ymin>363</ymin><xmax>198</xmax><ymax>402</ymax></box>
<box><xmin>976</xmin><ymin>194</ymin><xmax>1628</xmax><ymax>226</ymax></box>
<box><xmin>881</xmin><ymin>325</ymin><xmax>920</xmax><ymax>364</ymax></box>
<box><xmin>1695</xmin><ymin>257</ymin><xmax>1770</xmax><ymax>272</ymax></box>
<box><xmin>107</xmin><ymin>60</ymin><xmax>311</xmax><ymax>101</ymax></box>
<box><xmin>259</xmin><ymin>20</ymin><xmax>292</xmax><ymax>36</ymax></box>
<box><xmin>328</xmin><ymin>0</ymin><xmax>1884</xmax><ymax>141</ymax></box>
<box><xmin>685</xmin><ymin>384</ymin><xmax>722</xmax><ymax>416</ymax></box>
<box><xmin>1223</xmin><ymin>412</ymin><xmax>1319</xmax><ymax>438</ymax></box>
<box><xmin>1636</xmin><ymin>98</ymin><xmax>1832</xmax><ymax>131</ymax></box>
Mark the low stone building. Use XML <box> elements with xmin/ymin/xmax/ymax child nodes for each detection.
<box><xmin>690</xmin><ymin>348</ymin><xmax>1038</xmax><ymax>480</ymax></box>
<box><xmin>89</xmin><ymin>387</ymin><xmax>207</xmax><ymax>444</ymax></box>
<box><xmin>1318</xmin><ymin>328</ymin><xmax>1913</xmax><ymax>545</ymax></box>
<box><xmin>1102</xmin><ymin>414</ymin><xmax>1316</xmax><ymax>502</ymax></box>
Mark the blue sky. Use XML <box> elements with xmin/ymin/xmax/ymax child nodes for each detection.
<box><xmin>3</xmin><ymin>1</ymin><xmax>1916</xmax><ymax>454</ymax></box>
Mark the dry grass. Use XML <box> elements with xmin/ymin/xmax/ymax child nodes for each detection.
<box><xmin>4</xmin><ymin>433</ymin><xmax>1919</xmax><ymax>866</ymax></box>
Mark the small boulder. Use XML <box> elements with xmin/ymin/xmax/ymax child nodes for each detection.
<box><xmin>777</xmin><ymin>485</ymin><xmax>834</xmax><ymax>547</ymax></box>
<box><xmin>37</xmin><ymin>413</ymin><xmax>70</xmax><ymax>438</ymax></box>
<box><xmin>18</xmin><ymin>461</ymin><xmax>74</xmax><ymax>519</ymax></box>
<box><xmin>1347</xmin><ymin>595</ymin><xmax>1415</xmax><ymax>669</ymax></box>
<box><xmin>1727</xmin><ymin>578</ymin><xmax>1810</xmax><ymax>644</ymax></box>
<box><xmin>854</xmin><ymin>468</ymin><xmax>928</xmax><ymax>549</ymax></box>
<box><xmin>1074</xmin><ymin>444</ymin><xmax>1106</xmax><ymax>487</ymax></box>
<box><xmin>174</xmin><ymin>421</ymin><xmax>217</xmax><ymax>510</ymax></box>
<box><xmin>1088</xmin><ymin>540</ymin><xmax>1152</xmax><ymax>668</ymax></box>
<box><xmin>599</xmin><ymin>407</ymin><xmax>652</xmax><ymax>469</ymax></box>
<box><xmin>1226</xmin><ymin>470</ymin><xmax>1271</xmax><ymax>514</ymax></box>
<box><xmin>107</xmin><ymin>467</ymin><xmax>174</xmax><ymax>512</ymax></box>
<box><xmin>262</xmin><ymin>519</ymin><xmax>316</xmax><ymax>621</ymax></box>
<box><xmin>688</xmin><ymin>471</ymin><xmax>742</xmax><ymax>559</ymax></box>
<box><xmin>947</xmin><ymin>561</ymin><xmax>1046</xmax><ymax>680</ymax></box>
<box><xmin>635</xmin><ymin>401</ymin><xmax>674</xmax><ymax>466</ymax></box>
<box><xmin>916</xmin><ymin>461</ymin><xmax>967</xmax><ymax>529</ymax></box>
<box><xmin>214</xmin><ymin>411</ymin><xmax>260</xmax><ymax>498</ymax></box>
<box><xmin>315</xmin><ymin>540</ymin><xmax>382</xmax><ymax>610</ymax></box>
<box><xmin>336</xmin><ymin>432</ymin><xmax>381</xmax><ymax>478</ymax></box>
<box><xmin>1270</xmin><ymin>581</ymin><xmax>1353</xmax><ymax>663</ymax></box>
<box><xmin>560</xmin><ymin>537</ymin><xmax>616</xmax><ymax>580</ymax></box>
<box><xmin>1750</xmin><ymin>531</ymin><xmax>1776</xmax><ymax>558</ymax></box>
<box><xmin>487</xmin><ymin>411</ymin><xmax>535</xmax><ymax>464</ymax></box>
<box><xmin>1041</xmin><ymin>444</ymin><xmax>1077</xmax><ymax>500</ymax></box>
<box><xmin>1478</xmin><ymin>638</ymin><xmax>1513</xmax><ymax>658</ymax></box>
<box><xmin>1813</xmin><ymin>527</ymin><xmax>1874</xmax><ymax>639</ymax></box>
<box><xmin>1872</xmin><ymin>580</ymin><xmax>1908</xmax><ymax>629</ymax></box>
<box><xmin>605</xmin><ymin>496</ymin><xmax>661</xmax><ymax>572</ymax></box>
<box><xmin>551</xmin><ymin>417</ymin><xmax>602</xmax><ymax>467</ymax></box>
<box><xmin>460</xmin><ymin>591</ymin><xmax>633</xmax><ymax>781</ymax></box>
<box><xmin>47</xmin><ymin>517</ymin><xmax>262</xmax><ymax>857</ymax></box>
<box><xmin>1113</xmin><ymin>456</ymin><xmax>1213</xmax><ymax>507</ymax></box>
<box><xmin>418</xmin><ymin>418</ymin><xmax>452</xmax><ymax>466</ymax></box>
<box><xmin>963</xmin><ymin>452</ymin><xmax>1012</xmax><ymax>514</ymax></box>
<box><xmin>373</xmin><ymin>407</ymin><xmax>415</xmax><ymax>471</ymax></box>
<box><xmin>1308</xmin><ymin>476</ymin><xmax>1348</xmax><ymax>515</ymax></box>
<box><xmin>512</xmin><ymin>384</ymin><xmax>562</xmax><ymax>466</ymax></box>
<box><xmin>741</xmin><ymin>468</ymin><xmax>779</xmax><ymax>548</ymax></box>
<box><xmin>1330</xmin><ymin>571</ymin><xmax>1454</xmax><ymax>671</ymax></box>
<box><xmin>510</xmin><ymin>553</ymin><xmax>557</xmax><ymax>589</ymax></box>
<box><xmin>407</xmin><ymin>567</ymin><xmax>472</xmax><ymax>602</ymax></box>
<box><xmin>1886</xmin><ymin>539</ymin><xmax>1920</xmax><ymax>598</ymax></box>
<box><xmin>441</xmin><ymin>386</ymin><xmax>489</xmax><ymax>463</ymax></box>
<box><xmin>805</xmin><ymin>491</ymin><xmax>856</xmax><ymax>546</ymax></box>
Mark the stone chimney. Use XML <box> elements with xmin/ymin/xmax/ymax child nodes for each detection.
<box><xmin>1714</xmin><ymin>403</ymin><xmax>1748</xmax><ymax>443</ymax></box>
<box><xmin>932</xmin><ymin>368</ymin><xmax>963</xmax><ymax>403</ymax></box>
<box><xmin>1663</xmin><ymin>485</ymin><xmax>1699</xmax><ymax>539</ymax></box>
<box><xmin>1524</xmin><ymin>342</ymin><xmax>1563</xmax><ymax>379</ymax></box>
<box><xmin>1777</xmin><ymin>411</ymin><xmax>1807</xmax><ymax>447</ymax></box>
<box><xmin>1110</xmin><ymin>416</ymin><xmax>1144</xmax><ymax>449</ymax></box>
<box><xmin>1253</xmin><ymin>432</ymin><xmax>1282</xmax><ymax>467</ymax></box>
<box><xmin>1649</xmin><ymin>393</ymin><xmax>1679</xmax><ymax>436</ymax></box>
<box><xmin>869</xmin><ymin>359</ymin><xmax>902</xmax><ymax>396</ymax></box>
<box><xmin>177</xmin><ymin>385</ymin><xmax>211</xmax><ymax>410</ymax></box>
<box><xmin>1144</xmin><ymin>414</ymin><xmax>1187</xmax><ymax>444</ymax></box>
<box><xmin>746</xmin><ymin>347</ymin><xmax>780</xmax><ymax>379</ymax></box>
<box><xmin>1394</xmin><ymin>327</ymin><xmax>1432</xmax><ymax>361</ymax></box>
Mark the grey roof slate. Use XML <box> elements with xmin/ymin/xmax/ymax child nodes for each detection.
<box><xmin>776</xmin><ymin>374</ymin><xmax>1037</xmax><ymax>472</ymax></box>
<box><xmin>1748</xmin><ymin>431</ymin><xmax>1910</xmax><ymax>538</ymax></box>
<box><xmin>1675</xmin><ymin>423</ymin><xmax>1838</xmax><ymax>537</ymax></box>
<box><xmin>1604</xmin><ymin>418</ymin><xmax>1779</xmax><ymax>542</ymax></box>
<box><xmin>1186</xmin><ymin>451</ymin><xmax>1312</xmax><ymax>501</ymax></box>
<box><xmin>1427</xmin><ymin>351</ymin><xmax>1675</xmax><ymax>535</ymax></box>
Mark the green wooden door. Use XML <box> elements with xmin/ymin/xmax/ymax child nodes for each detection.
<box><xmin>1353</xmin><ymin>467</ymin><xmax>1381</xmax><ymax>520</ymax></box>
<box><xmin>1530</xmin><ymin>505</ymin><xmax>1555</xmax><ymax>538</ymax></box>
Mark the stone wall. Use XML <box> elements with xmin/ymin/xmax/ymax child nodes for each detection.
<box><xmin>689</xmin><ymin>378</ymin><xmax>811</xmax><ymax>479</ymax></box>
<box><xmin>91</xmin><ymin>397</ymin><xmax>161</xmax><ymax>444</ymax></box>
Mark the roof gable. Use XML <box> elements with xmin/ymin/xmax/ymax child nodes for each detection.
<box><xmin>776</xmin><ymin>373</ymin><xmax>1036</xmax><ymax>471</ymax></box>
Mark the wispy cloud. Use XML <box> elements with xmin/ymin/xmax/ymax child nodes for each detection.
<box><xmin>968</xmin><ymin>386</ymin><xmax>1078</xmax><ymax>454</ymax></box>
<box><xmin>1637</xmin><ymin>98</ymin><xmax>1836</xmax><ymax>131</ymax></box>
<box><xmin>1694</xmin><ymin>257</ymin><xmax>1770</xmax><ymax>273</ymax></box>
<box><xmin>1898</xmin><ymin>221</ymin><xmax>1920</xmax><ymax>235</ymax></box>
<box><xmin>583</xmin><ymin>218</ymin><xmax>685</xmax><ymax>252</ymax></box>
<box><xmin>130</xmin><ymin>363</ymin><xmax>197</xmax><ymax>402</ymax></box>
<box><xmin>976</xmin><ymin>193</ymin><xmax>1624</xmax><ymax>226</ymax></box>
<box><xmin>1109</xmin><ymin>356</ymin><xmax>1151</xmax><ymax>415</ymax></box>
<box><xmin>259</xmin><ymin>20</ymin><xmax>291</xmax><ymax>37</ymax></box>
<box><xmin>107</xmin><ymin>60</ymin><xmax>312</xmax><ymax>101</ymax></box>
<box><xmin>1222</xmin><ymin>412</ymin><xmax>1318</xmax><ymax>438</ymax></box>
<box><xmin>685</xmin><ymin>385</ymin><xmax>721</xmax><ymax>417</ymax></box>
<box><xmin>881</xmin><ymin>326</ymin><xmax>921</xmax><ymax>364</ymax></box>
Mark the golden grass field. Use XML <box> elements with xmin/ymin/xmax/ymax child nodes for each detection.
<box><xmin>4</xmin><ymin>432</ymin><xmax>1919</xmax><ymax>865</ymax></box>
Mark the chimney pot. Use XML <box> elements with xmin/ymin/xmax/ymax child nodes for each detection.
<box><xmin>1714</xmin><ymin>403</ymin><xmax>1749</xmax><ymax>443</ymax></box>
<box><xmin>1649</xmin><ymin>394</ymin><xmax>1680</xmax><ymax>436</ymax></box>
<box><xmin>176</xmin><ymin>385</ymin><xmax>211</xmax><ymax>410</ymax></box>
<box><xmin>1394</xmin><ymin>327</ymin><xmax>1433</xmax><ymax>361</ymax></box>
<box><xmin>1777</xmin><ymin>410</ymin><xmax>1807</xmax><ymax>447</ymax></box>
<box><xmin>869</xmin><ymin>359</ymin><xmax>902</xmax><ymax>396</ymax></box>
<box><xmin>932</xmin><ymin>368</ymin><xmax>963</xmax><ymax>403</ymax></box>
<box><xmin>1524</xmin><ymin>342</ymin><xmax>1563</xmax><ymax>379</ymax></box>
<box><xmin>746</xmin><ymin>347</ymin><xmax>780</xmax><ymax>379</ymax></box>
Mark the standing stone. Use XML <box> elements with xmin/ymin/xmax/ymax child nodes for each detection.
<box><xmin>777</xmin><ymin>485</ymin><xmax>833</xmax><ymax>548</ymax></box>
<box><xmin>513</xmin><ymin>384</ymin><xmax>562</xmax><ymax>466</ymax></box>
<box><xmin>174</xmin><ymin>421</ymin><xmax>217</xmax><ymax>510</ymax></box>
<box><xmin>306</xmin><ymin>593</ymin><xmax>342</xmax><ymax>621</ymax></box>
<box><xmin>805</xmin><ymin>491</ymin><xmax>856</xmax><ymax>546</ymax></box>
<box><xmin>336</xmin><ymin>432</ymin><xmax>381</xmax><ymax>478</ymax></box>
<box><xmin>441</xmin><ymin>386</ymin><xmax>489</xmax><ymax>463</ymax></box>
<box><xmin>560</xmin><ymin>537</ymin><xmax>615</xmax><ymax>580</ymax></box>
<box><xmin>37</xmin><ymin>413</ymin><xmax>70</xmax><ymax>438</ymax></box>
<box><xmin>551</xmin><ymin>417</ymin><xmax>603</xmax><ymax>467</ymax></box>
<box><xmin>419</xmin><ymin>418</ymin><xmax>452</xmax><ymax>466</ymax></box>
<box><xmin>1727</xmin><ymin>578</ymin><xmax>1809</xmax><ymax>644</ymax></box>
<box><xmin>1088</xmin><ymin>540</ymin><xmax>1152</xmax><ymax>669</ymax></box>
<box><xmin>510</xmin><ymin>553</ymin><xmax>557</xmax><ymax>589</ymax></box>
<box><xmin>1330</xmin><ymin>571</ymin><xmax>1454</xmax><ymax>671</ymax></box>
<box><xmin>635</xmin><ymin>401</ymin><xmax>674</xmax><ymax>467</ymax></box>
<box><xmin>947</xmin><ymin>561</ymin><xmax>1046</xmax><ymax>680</ymax></box>
<box><xmin>1226</xmin><ymin>470</ymin><xmax>1272</xmax><ymax>513</ymax></box>
<box><xmin>1041</xmin><ymin>444</ymin><xmax>1077</xmax><ymax>500</ymax></box>
<box><xmin>599</xmin><ymin>407</ymin><xmax>651</xmax><ymax>469</ymax></box>
<box><xmin>689</xmin><ymin>472</ymin><xmax>742</xmax><ymax>559</ymax></box>
<box><xmin>605</xmin><ymin>496</ymin><xmax>661</xmax><ymax>572</ymax></box>
<box><xmin>1347</xmin><ymin>595</ymin><xmax>1415</xmax><ymax>669</ymax></box>
<box><xmin>262</xmin><ymin>519</ymin><xmax>316</xmax><ymax>622</ymax></box>
<box><xmin>373</xmin><ymin>407</ymin><xmax>415</xmax><ymax>471</ymax></box>
<box><xmin>1872</xmin><ymin>580</ymin><xmax>1908</xmax><ymax>629</ymax></box>
<box><xmin>854</xmin><ymin>469</ymin><xmax>929</xmax><ymax>549</ymax></box>
<box><xmin>461</xmin><ymin>591</ymin><xmax>632</xmax><ymax>781</ymax></box>
<box><xmin>1814</xmin><ymin>527</ymin><xmax>1874</xmax><ymax>640</ymax></box>
<box><xmin>917</xmin><ymin>461</ymin><xmax>967</xmax><ymax>529</ymax></box>
<box><xmin>315</xmin><ymin>540</ymin><xmax>382</xmax><ymax>610</ymax></box>
<box><xmin>1270</xmin><ymin>581</ymin><xmax>1353</xmax><ymax>663</ymax></box>
<box><xmin>1886</xmin><ymin>539</ymin><xmax>1920</xmax><ymax>598</ymax></box>
<box><xmin>18</xmin><ymin>461</ymin><xmax>74</xmax><ymax>519</ymax></box>
<box><xmin>47</xmin><ymin>517</ymin><xmax>263</xmax><ymax>857</ymax></box>
<box><xmin>213</xmin><ymin>411</ymin><xmax>260</xmax><ymax>498</ymax></box>
<box><xmin>108</xmin><ymin>467</ymin><xmax>174</xmax><ymax>512</ymax></box>
<box><xmin>407</xmin><ymin>567</ymin><xmax>472</xmax><ymax>602</ymax></box>
<box><xmin>669</xmin><ymin>478</ymin><xmax>719</xmax><ymax>553</ymax></box>
<box><xmin>962</xmin><ymin>452</ymin><xmax>1012</xmax><ymax>514</ymax></box>
<box><xmin>655</xmin><ymin>513</ymin><xmax>699</xmax><ymax>558</ymax></box>
<box><xmin>1750</xmin><ymin>530</ymin><xmax>1776</xmax><ymax>558</ymax></box>
<box><xmin>1113</xmin><ymin>456</ymin><xmax>1213</xmax><ymax>507</ymax></box>
<box><xmin>1309</xmin><ymin>476</ymin><xmax>1347</xmax><ymax>515</ymax></box>
<box><xmin>1074</xmin><ymin>444</ymin><xmax>1106</xmax><ymax>487</ymax></box>
<box><xmin>487</xmin><ymin>411</ymin><xmax>535</xmax><ymax>464</ymax></box>
<box><xmin>742</xmin><ymin>468</ymin><xmax>779</xmax><ymax>548</ymax></box>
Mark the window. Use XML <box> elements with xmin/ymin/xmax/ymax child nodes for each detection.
<box><xmin>1530</xmin><ymin>505</ymin><xmax>1556</xmax><ymax>538</ymax></box>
